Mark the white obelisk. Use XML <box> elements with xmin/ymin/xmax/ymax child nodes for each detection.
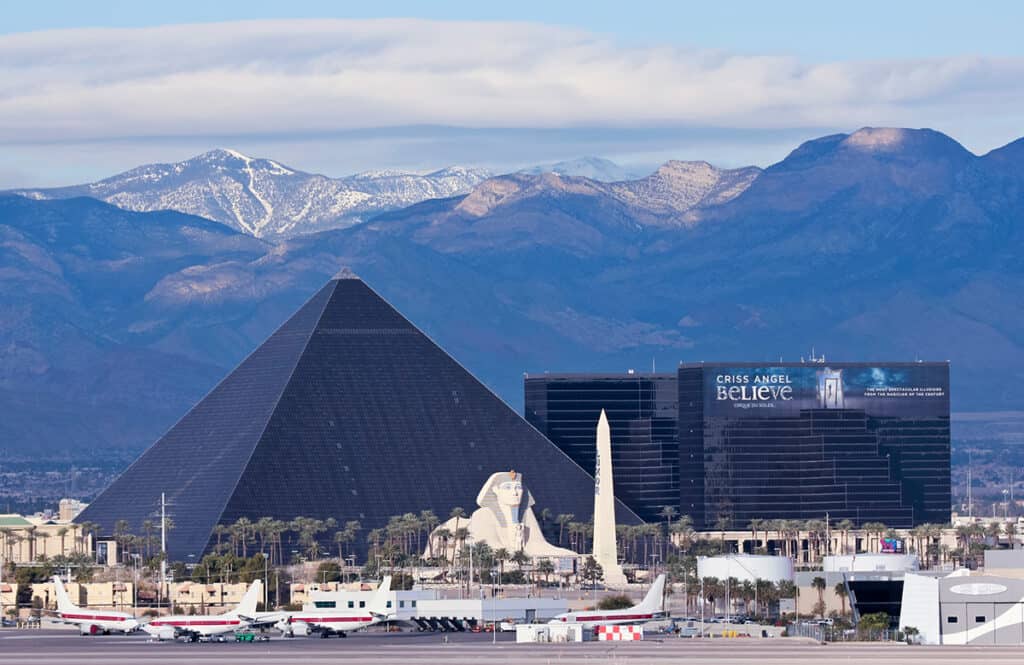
<box><xmin>592</xmin><ymin>409</ymin><xmax>627</xmax><ymax>586</ymax></box>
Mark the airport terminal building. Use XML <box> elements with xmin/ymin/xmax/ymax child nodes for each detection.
<box><xmin>526</xmin><ymin>362</ymin><xmax>950</xmax><ymax>530</ymax></box>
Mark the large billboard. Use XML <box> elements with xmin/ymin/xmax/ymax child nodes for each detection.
<box><xmin>703</xmin><ymin>364</ymin><xmax>949</xmax><ymax>418</ymax></box>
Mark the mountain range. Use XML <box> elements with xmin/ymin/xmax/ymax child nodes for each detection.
<box><xmin>2</xmin><ymin>127</ymin><xmax>1022</xmax><ymax>466</ymax></box>
<box><xmin>11</xmin><ymin>149</ymin><xmax>492</xmax><ymax>238</ymax></box>
<box><xmin>517</xmin><ymin>156</ymin><xmax>646</xmax><ymax>182</ymax></box>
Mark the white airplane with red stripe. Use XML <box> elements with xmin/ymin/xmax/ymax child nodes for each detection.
<box><xmin>550</xmin><ymin>574</ymin><xmax>667</xmax><ymax>628</ymax></box>
<box><xmin>50</xmin><ymin>576</ymin><xmax>140</xmax><ymax>635</ymax></box>
<box><xmin>142</xmin><ymin>579</ymin><xmax>263</xmax><ymax>641</ymax></box>
<box><xmin>277</xmin><ymin>576</ymin><xmax>392</xmax><ymax>638</ymax></box>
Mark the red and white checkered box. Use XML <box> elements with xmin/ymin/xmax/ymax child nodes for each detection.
<box><xmin>595</xmin><ymin>625</ymin><xmax>643</xmax><ymax>641</ymax></box>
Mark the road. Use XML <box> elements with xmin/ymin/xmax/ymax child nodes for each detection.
<box><xmin>2</xmin><ymin>629</ymin><xmax>1024</xmax><ymax>664</ymax></box>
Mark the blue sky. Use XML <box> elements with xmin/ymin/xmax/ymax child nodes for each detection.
<box><xmin>2</xmin><ymin>2</ymin><xmax>1023</xmax><ymax>186</ymax></box>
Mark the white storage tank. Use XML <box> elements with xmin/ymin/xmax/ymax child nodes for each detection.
<box><xmin>697</xmin><ymin>555</ymin><xmax>794</xmax><ymax>583</ymax></box>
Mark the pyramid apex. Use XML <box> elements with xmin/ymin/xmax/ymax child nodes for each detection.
<box><xmin>333</xmin><ymin>267</ymin><xmax>361</xmax><ymax>280</ymax></box>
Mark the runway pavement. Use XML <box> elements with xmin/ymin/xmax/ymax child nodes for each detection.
<box><xmin>3</xmin><ymin>629</ymin><xmax>1024</xmax><ymax>664</ymax></box>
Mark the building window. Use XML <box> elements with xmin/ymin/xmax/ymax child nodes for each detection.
<box><xmin>359</xmin><ymin>601</ymin><xmax>365</xmax><ymax>608</ymax></box>
<box><xmin>975</xmin><ymin>616</ymin><xmax>986</xmax><ymax>623</ymax></box>
<box><xmin>386</xmin><ymin>600</ymin><xmax>392</xmax><ymax>608</ymax></box>
<box><xmin>411</xmin><ymin>601</ymin><xmax>417</xmax><ymax>608</ymax></box>
<box><xmin>399</xmin><ymin>601</ymin><xmax>405</xmax><ymax>608</ymax></box>
<box><xmin>947</xmin><ymin>617</ymin><xmax>958</xmax><ymax>624</ymax></box>
<box><xmin>347</xmin><ymin>601</ymin><xmax>354</xmax><ymax>609</ymax></box>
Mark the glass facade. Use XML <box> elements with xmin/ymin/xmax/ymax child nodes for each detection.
<box><xmin>680</xmin><ymin>362</ymin><xmax>951</xmax><ymax>529</ymax></box>
<box><xmin>524</xmin><ymin>374</ymin><xmax>679</xmax><ymax>523</ymax></box>
<box><xmin>79</xmin><ymin>277</ymin><xmax>638</xmax><ymax>562</ymax></box>
<box><xmin>525</xmin><ymin>363</ymin><xmax>950</xmax><ymax>531</ymax></box>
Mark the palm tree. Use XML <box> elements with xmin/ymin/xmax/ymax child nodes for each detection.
<box><xmin>36</xmin><ymin>532</ymin><xmax>51</xmax><ymax>559</ymax></box>
<box><xmin>714</xmin><ymin>515</ymin><xmax>731</xmax><ymax>551</ymax></box>
<box><xmin>860</xmin><ymin>522</ymin><xmax>880</xmax><ymax>552</ymax></box>
<box><xmin>836</xmin><ymin>519</ymin><xmax>854</xmax><ymax>554</ymax></box>
<box><xmin>140</xmin><ymin>520</ymin><xmax>155</xmax><ymax>559</ymax></box>
<box><xmin>555</xmin><ymin>514</ymin><xmax>574</xmax><ymax>546</ymax></box>
<box><xmin>804</xmin><ymin>520</ymin><xmax>826</xmax><ymax>562</ymax></box>
<box><xmin>420</xmin><ymin>511</ymin><xmax>439</xmax><ymax>558</ymax></box>
<box><xmin>747</xmin><ymin>519</ymin><xmax>763</xmax><ymax>553</ymax></box>
<box><xmin>234</xmin><ymin>517</ymin><xmax>253</xmax><ymax>557</ymax></box>
<box><xmin>834</xmin><ymin>582</ymin><xmax>849</xmax><ymax>615</ymax></box>
<box><xmin>334</xmin><ymin>529</ymin><xmax>350</xmax><ymax>560</ymax></box>
<box><xmin>986</xmin><ymin>521</ymin><xmax>1003</xmax><ymax>545</ymax></box>
<box><xmin>658</xmin><ymin>505</ymin><xmax>678</xmax><ymax>555</ymax></box>
<box><xmin>432</xmin><ymin>527</ymin><xmax>452</xmax><ymax>567</ymax></box>
<box><xmin>755</xmin><ymin>579</ymin><xmax>775</xmax><ymax>618</ymax></box>
<box><xmin>493</xmin><ymin>548</ymin><xmax>510</xmax><ymax>584</ymax></box>
<box><xmin>811</xmin><ymin>576</ymin><xmax>826</xmax><ymax>608</ymax></box>
<box><xmin>340</xmin><ymin>520</ymin><xmax>361</xmax><ymax>561</ymax></box>
<box><xmin>670</xmin><ymin>515</ymin><xmax>695</xmax><ymax>554</ymax></box>
<box><xmin>449</xmin><ymin>507</ymin><xmax>466</xmax><ymax>565</ymax></box>
<box><xmin>78</xmin><ymin>521</ymin><xmax>98</xmax><ymax>555</ymax></box>
<box><xmin>56</xmin><ymin>526</ymin><xmax>69</xmax><ymax>558</ymax></box>
<box><xmin>537</xmin><ymin>558</ymin><xmax>555</xmax><ymax>584</ymax></box>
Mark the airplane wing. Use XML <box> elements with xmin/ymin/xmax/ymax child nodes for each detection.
<box><xmin>239</xmin><ymin>613</ymin><xmax>287</xmax><ymax>629</ymax></box>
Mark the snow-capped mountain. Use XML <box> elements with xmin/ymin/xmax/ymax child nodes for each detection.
<box><xmin>13</xmin><ymin>149</ymin><xmax>492</xmax><ymax>238</ymax></box>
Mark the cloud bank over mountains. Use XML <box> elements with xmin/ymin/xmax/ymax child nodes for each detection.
<box><xmin>2</xmin><ymin>19</ymin><xmax>1024</xmax><ymax>149</ymax></box>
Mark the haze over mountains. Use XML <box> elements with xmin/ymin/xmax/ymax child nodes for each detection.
<box><xmin>2</xmin><ymin>127</ymin><xmax>1022</xmax><ymax>465</ymax></box>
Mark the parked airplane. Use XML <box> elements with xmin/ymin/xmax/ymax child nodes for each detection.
<box><xmin>143</xmin><ymin>579</ymin><xmax>264</xmax><ymax>642</ymax></box>
<box><xmin>49</xmin><ymin>576</ymin><xmax>140</xmax><ymax>635</ymax></box>
<box><xmin>277</xmin><ymin>576</ymin><xmax>393</xmax><ymax>638</ymax></box>
<box><xmin>550</xmin><ymin>574</ymin><xmax>667</xmax><ymax>628</ymax></box>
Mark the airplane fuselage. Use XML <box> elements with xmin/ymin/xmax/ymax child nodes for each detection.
<box><xmin>57</xmin><ymin>611</ymin><xmax>139</xmax><ymax>635</ymax></box>
<box><xmin>551</xmin><ymin>610</ymin><xmax>667</xmax><ymax>629</ymax></box>
<box><xmin>282</xmin><ymin>613</ymin><xmax>378</xmax><ymax>637</ymax></box>
<box><xmin>143</xmin><ymin>615</ymin><xmax>245</xmax><ymax>640</ymax></box>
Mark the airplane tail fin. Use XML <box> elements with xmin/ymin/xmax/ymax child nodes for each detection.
<box><xmin>232</xmin><ymin>579</ymin><xmax>263</xmax><ymax>617</ymax></box>
<box><xmin>369</xmin><ymin>575</ymin><xmax>393</xmax><ymax>617</ymax></box>
<box><xmin>52</xmin><ymin>576</ymin><xmax>78</xmax><ymax>613</ymax></box>
<box><xmin>636</xmin><ymin>574</ymin><xmax>666</xmax><ymax>612</ymax></box>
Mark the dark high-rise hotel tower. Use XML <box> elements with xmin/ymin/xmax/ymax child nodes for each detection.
<box><xmin>526</xmin><ymin>362</ymin><xmax>950</xmax><ymax>530</ymax></box>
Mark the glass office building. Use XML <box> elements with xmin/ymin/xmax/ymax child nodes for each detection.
<box><xmin>524</xmin><ymin>374</ymin><xmax>678</xmax><ymax>522</ymax></box>
<box><xmin>78</xmin><ymin>277</ymin><xmax>638</xmax><ymax>562</ymax></box>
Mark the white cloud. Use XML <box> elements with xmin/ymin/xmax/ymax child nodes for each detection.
<box><xmin>1</xmin><ymin>18</ymin><xmax>1023</xmax><ymax>148</ymax></box>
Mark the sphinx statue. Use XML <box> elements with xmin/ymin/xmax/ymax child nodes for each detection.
<box><xmin>429</xmin><ymin>470</ymin><xmax>577</xmax><ymax>560</ymax></box>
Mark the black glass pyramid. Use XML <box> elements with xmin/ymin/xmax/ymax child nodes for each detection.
<box><xmin>78</xmin><ymin>276</ymin><xmax>638</xmax><ymax>561</ymax></box>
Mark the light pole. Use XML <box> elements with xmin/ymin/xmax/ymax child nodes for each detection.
<box><xmin>492</xmin><ymin>565</ymin><xmax>497</xmax><ymax>645</ymax></box>
<box><xmin>261</xmin><ymin>553</ymin><xmax>268</xmax><ymax>610</ymax></box>
<box><xmin>130</xmin><ymin>553</ymin><xmax>141</xmax><ymax>615</ymax></box>
<box><xmin>346</xmin><ymin>555</ymin><xmax>356</xmax><ymax>585</ymax></box>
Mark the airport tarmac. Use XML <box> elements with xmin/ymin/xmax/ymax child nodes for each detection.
<box><xmin>3</xmin><ymin>629</ymin><xmax>1024</xmax><ymax>664</ymax></box>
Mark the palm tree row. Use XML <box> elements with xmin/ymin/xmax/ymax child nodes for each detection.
<box><xmin>1</xmin><ymin>522</ymin><xmax>98</xmax><ymax>563</ymax></box>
